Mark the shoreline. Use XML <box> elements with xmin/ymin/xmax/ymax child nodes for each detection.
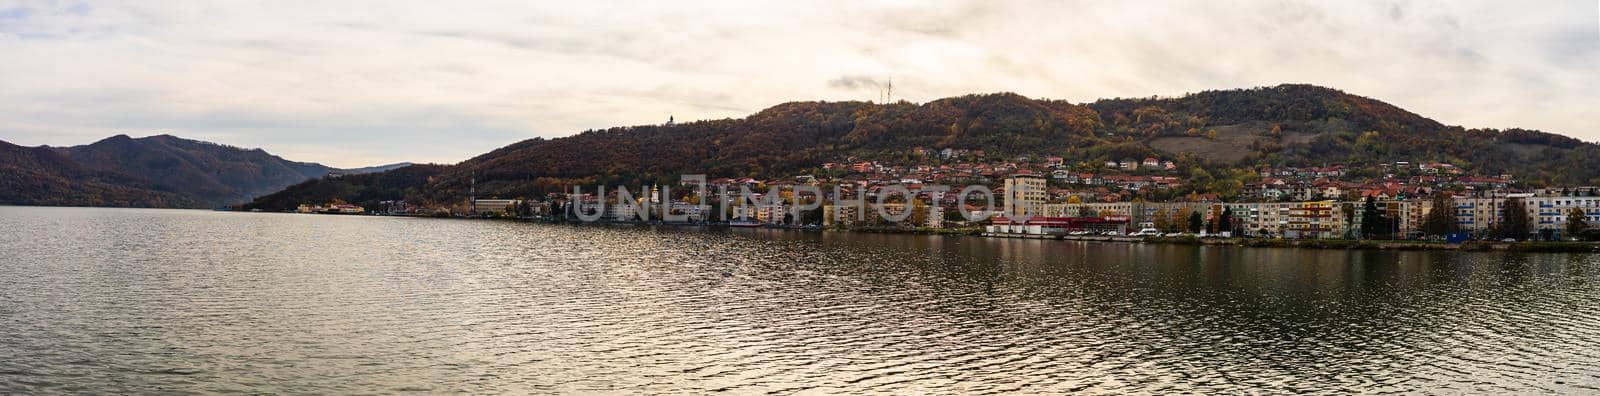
<box><xmin>346</xmin><ymin>212</ymin><xmax>1600</xmax><ymax>253</ymax></box>
<box><xmin>21</xmin><ymin>205</ymin><xmax>1591</xmax><ymax>254</ymax></box>
<box><xmin>983</xmin><ymin>232</ymin><xmax>1600</xmax><ymax>253</ymax></box>
<box><xmin>482</xmin><ymin>215</ymin><xmax>1600</xmax><ymax>253</ymax></box>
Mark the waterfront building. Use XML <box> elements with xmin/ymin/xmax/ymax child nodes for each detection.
<box><xmin>754</xmin><ymin>203</ymin><xmax>791</xmax><ymax>224</ymax></box>
<box><xmin>322</xmin><ymin>204</ymin><xmax>365</xmax><ymax>214</ymax></box>
<box><xmin>1285</xmin><ymin>201</ymin><xmax>1337</xmax><ymax>239</ymax></box>
<box><xmin>605</xmin><ymin>203</ymin><xmax>629</xmax><ymax>221</ymax></box>
<box><xmin>1231</xmin><ymin>202</ymin><xmax>1291</xmax><ymax>237</ymax></box>
<box><xmin>665</xmin><ymin>202</ymin><xmax>712</xmax><ymax>223</ymax></box>
<box><xmin>471</xmin><ymin>199</ymin><xmax>522</xmax><ymax>215</ymax></box>
<box><xmin>921</xmin><ymin>205</ymin><xmax>945</xmax><ymax>228</ymax></box>
<box><xmin>1526</xmin><ymin>193</ymin><xmax>1600</xmax><ymax>238</ymax></box>
<box><xmin>1041</xmin><ymin>203</ymin><xmax>1068</xmax><ymax>218</ymax></box>
<box><xmin>296</xmin><ymin>203</ymin><xmax>365</xmax><ymax>215</ymax></box>
<box><xmin>823</xmin><ymin>203</ymin><xmax>943</xmax><ymax>229</ymax></box>
<box><xmin>1402</xmin><ymin>199</ymin><xmax>1434</xmax><ymax>237</ymax></box>
<box><xmin>1452</xmin><ymin>193</ymin><xmax>1531</xmax><ymax>235</ymax></box>
<box><xmin>986</xmin><ymin>216</ymin><xmax>1131</xmax><ymax>235</ymax></box>
<box><xmin>823</xmin><ymin>204</ymin><xmax>864</xmax><ymax>227</ymax></box>
<box><xmin>1003</xmin><ymin>174</ymin><xmax>1047</xmax><ymax>218</ymax></box>
<box><xmin>1415</xmin><ymin>192</ymin><xmax>1600</xmax><ymax>238</ymax></box>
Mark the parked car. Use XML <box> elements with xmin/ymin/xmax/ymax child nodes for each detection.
<box><xmin>1130</xmin><ymin>228</ymin><xmax>1161</xmax><ymax>237</ymax></box>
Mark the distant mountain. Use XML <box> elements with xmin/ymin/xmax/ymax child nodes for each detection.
<box><xmin>1</xmin><ymin>140</ymin><xmax>198</xmax><ymax>207</ymax></box>
<box><xmin>243</xmin><ymin>84</ymin><xmax>1593</xmax><ymax>211</ymax></box>
<box><xmin>339</xmin><ymin>162</ymin><xmax>414</xmax><ymax>175</ymax></box>
<box><xmin>0</xmin><ymin>134</ymin><xmax>406</xmax><ymax>208</ymax></box>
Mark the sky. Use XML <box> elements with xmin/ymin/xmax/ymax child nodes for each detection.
<box><xmin>0</xmin><ymin>1</ymin><xmax>1596</xmax><ymax>168</ymax></box>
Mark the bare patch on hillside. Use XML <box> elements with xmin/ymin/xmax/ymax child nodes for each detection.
<box><xmin>1282</xmin><ymin>132</ymin><xmax>1317</xmax><ymax>145</ymax></box>
<box><xmin>1149</xmin><ymin>122</ymin><xmax>1270</xmax><ymax>163</ymax></box>
<box><xmin>1505</xmin><ymin>143</ymin><xmax>1566</xmax><ymax>160</ymax></box>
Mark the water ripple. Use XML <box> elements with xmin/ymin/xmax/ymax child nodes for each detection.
<box><xmin>1</xmin><ymin>207</ymin><xmax>1599</xmax><ymax>393</ymax></box>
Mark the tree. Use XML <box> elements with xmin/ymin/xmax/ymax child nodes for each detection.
<box><xmin>1153</xmin><ymin>209</ymin><xmax>1172</xmax><ymax>232</ymax></box>
<box><xmin>1188</xmin><ymin>210</ymin><xmax>1204</xmax><ymax>233</ymax></box>
<box><xmin>1567</xmin><ymin>207</ymin><xmax>1589</xmax><ymax>240</ymax></box>
<box><xmin>908</xmin><ymin>200</ymin><xmax>931</xmax><ymax>228</ymax></box>
<box><xmin>518</xmin><ymin>200</ymin><xmax>534</xmax><ymax>218</ymax></box>
<box><xmin>1218</xmin><ymin>208</ymin><xmax>1234</xmax><ymax>234</ymax></box>
<box><xmin>1360</xmin><ymin>197</ymin><xmax>1389</xmax><ymax>239</ymax></box>
<box><xmin>708</xmin><ymin>198</ymin><xmax>725</xmax><ymax>223</ymax></box>
<box><xmin>944</xmin><ymin>205</ymin><xmax>966</xmax><ymax>224</ymax></box>
<box><xmin>1337</xmin><ymin>202</ymin><xmax>1363</xmax><ymax>236</ymax></box>
<box><xmin>1420</xmin><ymin>193</ymin><xmax>1458</xmax><ymax>237</ymax></box>
<box><xmin>1495</xmin><ymin>197</ymin><xmax>1531</xmax><ymax>240</ymax></box>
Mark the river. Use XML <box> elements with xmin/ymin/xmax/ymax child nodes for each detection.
<box><xmin>2</xmin><ymin>206</ymin><xmax>1598</xmax><ymax>393</ymax></box>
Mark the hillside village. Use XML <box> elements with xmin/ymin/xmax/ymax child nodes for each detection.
<box><xmin>246</xmin><ymin>86</ymin><xmax>1600</xmax><ymax>243</ymax></box>
<box><xmin>305</xmin><ymin>146</ymin><xmax>1600</xmax><ymax>242</ymax></box>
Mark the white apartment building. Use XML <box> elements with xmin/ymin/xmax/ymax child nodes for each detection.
<box><xmin>1003</xmin><ymin>174</ymin><xmax>1047</xmax><ymax>218</ymax></box>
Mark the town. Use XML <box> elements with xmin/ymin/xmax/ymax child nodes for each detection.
<box><xmin>293</xmin><ymin>149</ymin><xmax>1600</xmax><ymax>244</ymax></box>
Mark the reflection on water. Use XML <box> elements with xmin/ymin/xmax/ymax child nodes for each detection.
<box><xmin>1</xmin><ymin>207</ymin><xmax>1597</xmax><ymax>393</ymax></box>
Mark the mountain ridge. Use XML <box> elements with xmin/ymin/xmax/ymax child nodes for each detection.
<box><xmin>243</xmin><ymin>84</ymin><xmax>1600</xmax><ymax>211</ymax></box>
<box><xmin>1</xmin><ymin>134</ymin><xmax>409</xmax><ymax>208</ymax></box>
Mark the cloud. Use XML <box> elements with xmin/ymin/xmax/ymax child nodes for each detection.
<box><xmin>0</xmin><ymin>6</ymin><xmax>30</xmax><ymax>20</ymax></box>
<box><xmin>828</xmin><ymin>75</ymin><xmax>888</xmax><ymax>91</ymax></box>
<box><xmin>0</xmin><ymin>1</ymin><xmax>1595</xmax><ymax>167</ymax></box>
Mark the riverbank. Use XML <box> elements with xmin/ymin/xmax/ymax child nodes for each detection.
<box><xmin>307</xmin><ymin>211</ymin><xmax>1600</xmax><ymax>253</ymax></box>
<box><xmin>983</xmin><ymin>232</ymin><xmax>1600</xmax><ymax>253</ymax></box>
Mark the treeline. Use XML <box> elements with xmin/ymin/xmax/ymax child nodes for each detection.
<box><xmin>242</xmin><ymin>164</ymin><xmax>448</xmax><ymax>211</ymax></box>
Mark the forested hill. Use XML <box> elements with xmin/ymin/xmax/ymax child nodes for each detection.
<box><xmin>1</xmin><ymin>139</ymin><xmax>199</xmax><ymax>207</ymax></box>
<box><xmin>243</xmin><ymin>84</ymin><xmax>1600</xmax><ymax>210</ymax></box>
<box><xmin>1</xmin><ymin>134</ymin><xmax>402</xmax><ymax>208</ymax></box>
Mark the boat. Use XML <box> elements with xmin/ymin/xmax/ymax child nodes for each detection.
<box><xmin>730</xmin><ymin>218</ymin><xmax>761</xmax><ymax>227</ymax></box>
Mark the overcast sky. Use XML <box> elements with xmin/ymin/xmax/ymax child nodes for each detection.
<box><xmin>1</xmin><ymin>1</ymin><xmax>1596</xmax><ymax>168</ymax></box>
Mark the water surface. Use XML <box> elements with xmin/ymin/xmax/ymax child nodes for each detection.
<box><xmin>2</xmin><ymin>207</ymin><xmax>1598</xmax><ymax>393</ymax></box>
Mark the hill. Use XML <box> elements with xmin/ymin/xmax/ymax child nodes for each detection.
<box><xmin>242</xmin><ymin>164</ymin><xmax>450</xmax><ymax>212</ymax></box>
<box><xmin>1</xmin><ymin>134</ymin><xmax>404</xmax><ymax>208</ymax></box>
<box><xmin>240</xmin><ymin>84</ymin><xmax>1600</xmax><ymax>211</ymax></box>
<box><xmin>1</xmin><ymin>140</ymin><xmax>198</xmax><ymax>207</ymax></box>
